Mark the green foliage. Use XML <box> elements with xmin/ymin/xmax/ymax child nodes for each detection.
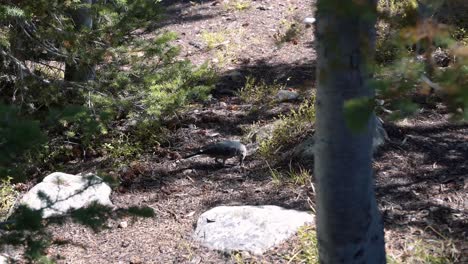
<box><xmin>268</xmin><ymin>165</ymin><xmax>312</xmax><ymax>186</ymax></box>
<box><xmin>0</xmin><ymin>177</ymin><xmax>18</xmax><ymax>221</ymax></box>
<box><xmin>201</xmin><ymin>30</ymin><xmax>227</xmax><ymax>50</ymax></box>
<box><xmin>143</xmin><ymin>61</ymin><xmax>217</xmax><ymax>116</ymax></box>
<box><xmin>223</xmin><ymin>0</ymin><xmax>251</xmax><ymax>11</ymax></box>
<box><xmin>259</xmin><ymin>98</ymin><xmax>316</xmax><ymax>161</ymax></box>
<box><xmin>0</xmin><ymin>1</ymin><xmax>218</xmax><ymax>179</ymax></box>
<box><xmin>0</xmin><ymin>5</ymin><xmax>24</xmax><ymax>20</ymax></box>
<box><xmin>389</xmin><ymin>238</ymin><xmax>460</xmax><ymax>264</ymax></box>
<box><xmin>274</xmin><ymin>19</ymin><xmax>303</xmax><ymax>45</ymax></box>
<box><xmin>0</xmin><ymin>104</ymin><xmax>46</xmax><ymax>180</ymax></box>
<box><xmin>375</xmin><ymin>0</ymin><xmax>468</xmax><ymax>120</ymax></box>
<box><xmin>287</xmin><ymin>226</ymin><xmax>319</xmax><ymax>263</ymax></box>
<box><xmin>238</xmin><ymin>76</ymin><xmax>282</xmax><ymax>105</ymax></box>
<box><xmin>47</xmin><ymin>105</ymin><xmax>110</xmax><ymax>146</ymax></box>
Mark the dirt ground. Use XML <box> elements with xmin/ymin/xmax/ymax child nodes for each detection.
<box><xmin>13</xmin><ymin>0</ymin><xmax>468</xmax><ymax>263</ymax></box>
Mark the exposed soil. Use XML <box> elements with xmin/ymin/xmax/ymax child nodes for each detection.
<box><xmin>9</xmin><ymin>0</ymin><xmax>468</xmax><ymax>263</ymax></box>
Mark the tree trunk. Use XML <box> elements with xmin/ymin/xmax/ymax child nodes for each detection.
<box><xmin>314</xmin><ymin>1</ymin><xmax>386</xmax><ymax>263</ymax></box>
<box><xmin>65</xmin><ymin>0</ymin><xmax>95</xmax><ymax>82</ymax></box>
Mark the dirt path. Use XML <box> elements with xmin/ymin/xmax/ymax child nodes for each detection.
<box><xmin>40</xmin><ymin>1</ymin><xmax>468</xmax><ymax>263</ymax></box>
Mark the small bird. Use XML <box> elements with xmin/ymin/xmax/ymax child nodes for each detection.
<box><xmin>184</xmin><ymin>140</ymin><xmax>247</xmax><ymax>166</ymax></box>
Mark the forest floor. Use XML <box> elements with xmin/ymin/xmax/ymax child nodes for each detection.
<box><xmin>15</xmin><ymin>0</ymin><xmax>468</xmax><ymax>263</ymax></box>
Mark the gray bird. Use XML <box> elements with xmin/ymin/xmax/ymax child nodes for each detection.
<box><xmin>184</xmin><ymin>140</ymin><xmax>247</xmax><ymax>166</ymax></box>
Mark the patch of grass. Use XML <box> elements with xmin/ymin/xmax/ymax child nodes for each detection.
<box><xmin>0</xmin><ymin>176</ymin><xmax>18</xmax><ymax>221</ymax></box>
<box><xmin>273</xmin><ymin>19</ymin><xmax>303</xmax><ymax>45</ymax></box>
<box><xmin>200</xmin><ymin>30</ymin><xmax>227</xmax><ymax>50</ymax></box>
<box><xmin>231</xmin><ymin>252</ymin><xmax>246</xmax><ymax>264</ymax></box>
<box><xmin>273</xmin><ymin>4</ymin><xmax>304</xmax><ymax>45</ymax></box>
<box><xmin>237</xmin><ymin>76</ymin><xmax>283</xmax><ymax>105</ymax></box>
<box><xmin>386</xmin><ymin>228</ymin><xmax>462</xmax><ymax>264</ymax></box>
<box><xmin>286</xmin><ymin>226</ymin><xmax>319</xmax><ymax>264</ymax></box>
<box><xmin>401</xmin><ymin>239</ymin><xmax>459</xmax><ymax>264</ymax></box>
<box><xmin>223</xmin><ymin>0</ymin><xmax>251</xmax><ymax>11</ymax></box>
<box><xmin>288</xmin><ymin>167</ymin><xmax>312</xmax><ymax>186</ymax></box>
<box><xmin>266</xmin><ymin>162</ymin><xmax>312</xmax><ymax>186</ymax></box>
<box><xmin>258</xmin><ymin>97</ymin><xmax>316</xmax><ymax>162</ymax></box>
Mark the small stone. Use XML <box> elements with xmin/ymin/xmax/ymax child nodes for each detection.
<box><xmin>276</xmin><ymin>89</ymin><xmax>300</xmax><ymax>102</ymax></box>
<box><xmin>303</xmin><ymin>17</ymin><xmax>316</xmax><ymax>25</ymax></box>
<box><xmin>219</xmin><ymin>102</ymin><xmax>228</xmax><ymax>108</ymax></box>
<box><xmin>121</xmin><ymin>240</ymin><xmax>130</xmax><ymax>248</ymax></box>
<box><xmin>118</xmin><ymin>221</ymin><xmax>128</xmax><ymax>228</ymax></box>
<box><xmin>190</xmin><ymin>256</ymin><xmax>202</xmax><ymax>264</ymax></box>
<box><xmin>257</xmin><ymin>5</ymin><xmax>271</xmax><ymax>11</ymax></box>
<box><xmin>189</xmin><ymin>41</ymin><xmax>204</xmax><ymax>50</ymax></box>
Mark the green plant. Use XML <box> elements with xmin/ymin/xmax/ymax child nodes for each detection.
<box><xmin>287</xmin><ymin>167</ymin><xmax>312</xmax><ymax>186</ymax></box>
<box><xmin>287</xmin><ymin>226</ymin><xmax>319</xmax><ymax>263</ymax></box>
<box><xmin>201</xmin><ymin>30</ymin><xmax>227</xmax><ymax>50</ymax></box>
<box><xmin>0</xmin><ymin>176</ymin><xmax>18</xmax><ymax>221</ymax></box>
<box><xmin>402</xmin><ymin>239</ymin><xmax>459</xmax><ymax>263</ymax></box>
<box><xmin>223</xmin><ymin>0</ymin><xmax>251</xmax><ymax>11</ymax></box>
<box><xmin>259</xmin><ymin>98</ymin><xmax>316</xmax><ymax>161</ymax></box>
<box><xmin>273</xmin><ymin>19</ymin><xmax>303</xmax><ymax>45</ymax></box>
<box><xmin>238</xmin><ymin>76</ymin><xmax>282</xmax><ymax>105</ymax></box>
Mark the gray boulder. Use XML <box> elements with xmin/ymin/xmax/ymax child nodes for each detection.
<box><xmin>193</xmin><ymin>205</ymin><xmax>314</xmax><ymax>255</ymax></box>
<box><xmin>20</xmin><ymin>172</ymin><xmax>113</xmax><ymax>218</ymax></box>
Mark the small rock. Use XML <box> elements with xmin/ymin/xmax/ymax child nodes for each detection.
<box><xmin>189</xmin><ymin>41</ymin><xmax>204</xmax><ymax>50</ymax></box>
<box><xmin>129</xmin><ymin>256</ymin><xmax>142</xmax><ymax>264</ymax></box>
<box><xmin>257</xmin><ymin>5</ymin><xmax>271</xmax><ymax>11</ymax></box>
<box><xmin>118</xmin><ymin>221</ymin><xmax>128</xmax><ymax>228</ymax></box>
<box><xmin>303</xmin><ymin>17</ymin><xmax>316</xmax><ymax>25</ymax></box>
<box><xmin>185</xmin><ymin>211</ymin><xmax>196</xmax><ymax>218</ymax></box>
<box><xmin>121</xmin><ymin>240</ymin><xmax>130</xmax><ymax>248</ymax></box>
<box><xmin>276</xmin><ymin>89</ymin><xmax>300</xmax><ymax>102</ymax></box>
<box><xmin>182</xmin><ymin>169</ymin><xmax>194</xmax><ymax>175</ymax></box>
<box><xmin>219</xmin><ymin>102</ymin><xmax>228</xmax><ymax>108</ymax></box>
<box><xmin>190</xmin><ymin>256</ymin><xmax>202</xmax><ymax>264</ymax></box>
<box><xmin>0</xmin><ymin>254</ymin><xmax>9</xmax><ymax>264</ymax></box>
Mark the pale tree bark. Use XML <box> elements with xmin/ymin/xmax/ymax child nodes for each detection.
<box><xmin>314</xmin><ymin>0</ymin><xmax>386</xmax><ymax>263</ymax></box>
<box><xmin>65</xmin><ymin>0</ymin><xmax>95</xmax><ymax>82</ymax></box>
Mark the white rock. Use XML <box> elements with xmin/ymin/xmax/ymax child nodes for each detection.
<box><xmin>0</xmin><ymin>255</ymin><xmax>8</xmax><ymax>264</ymax></box>
<box><xmin>118</xmin><ymin>221</ymin><xmax>128</xmax><ymax>228</ymax></box>
<box><xmin>193</xmin><ymin>205</ymin><xmax>314</xmax><ymax>255</ymax></box>
<box><xmin>303</xmin><ymin>17</ymin><xmax>316</xmax><ymax>24</ymax></box>
<box><xmin>276</xmin><ymin>90</ymin><xmax>300</xmax><ymax>102</ymax></box>
<box><xmin>20</xmin><ymin>172</ymin><xmax>113</xmax><ymax>218</ymax></box>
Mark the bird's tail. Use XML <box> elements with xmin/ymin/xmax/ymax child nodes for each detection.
<box><xmin>183</xmin><ymin>151</ymin><xmax>202</xmax><ymax>159</ymax></box>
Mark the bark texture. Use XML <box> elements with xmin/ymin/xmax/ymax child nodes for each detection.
<box><xmin>65</xmin><ymin>0</ymin><xmax>95</xmax><ymax>82</ymax></box>
<box><xmin>314</xmin><ymin>0</ymin><xmax>386</xmax><ymax>263</ymax></box>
